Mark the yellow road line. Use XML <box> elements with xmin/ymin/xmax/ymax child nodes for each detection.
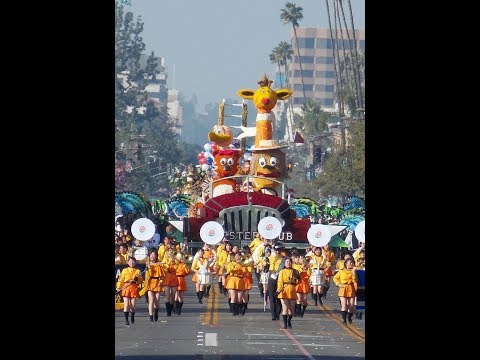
<box><xmin>317</xmin><ymin>303</ymin><xmax>365</xmax><ymax>343</ymax></box>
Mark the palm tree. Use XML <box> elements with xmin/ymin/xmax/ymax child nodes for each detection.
<box><xmin>281</xmin><ymin>2</ymin><xmax>306</xmax><ymax>106</ymax></box>
<box><xmin>269</xmin><ymin>47</ymin><xmax>284</xmax><ymax>87</ymax></box>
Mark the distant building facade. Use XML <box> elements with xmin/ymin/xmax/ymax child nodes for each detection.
<box><xmin>285</xmin><ymin>28</ymin><xmax>365</xmax><ymax>111</ymax></box>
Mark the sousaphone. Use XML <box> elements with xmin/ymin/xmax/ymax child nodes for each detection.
<box><xmin>199</xmin><ymin>221</ymin><xmax>225</xmax><ymax>245</ymax></box>
<box><xmin>307</xmin><ymin>224</ymin><xmax>332</xmax><ymax>247</ymax></box>
<box><xmin>257</xmin><ymin>216</ymin><xmax>283</xmax><ymax>240</ymax></box>
<box><xmin>131</xmin><ymin>218</ymin><xmax>156</xmax><ymax>241</ymax></box>
<box><xmin>355</xmin><ymin>220</ymin><xmax>365</xmax><ymax>243</ymax></box>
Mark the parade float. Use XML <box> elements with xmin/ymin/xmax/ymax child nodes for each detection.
<box><xmin>115</xmin><ymin>75</ymin><xmax>365</xmax><ymax>251</ymax></box>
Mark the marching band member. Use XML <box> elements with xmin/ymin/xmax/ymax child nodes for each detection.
<box><xmin>162</xmin><ymin>248</ymin><xmax>178</xmax><ymax>316</ymax></box>
<box><xmin>252</xmin><ymin>236</ymin><xmax>270</xmax><ymax>298</ymax></box>
<box><xmin>224</xmin><ymin>252</ymin><xmax>246</xmax><ymax>316</ymax></box>
<box><xmin>307</xmin><ymin>247</ymin><xmax>329</xmax><ymax>306</ymax></box>
<box><xmin>294</xmin><ymin>256</ymin><xmax>311</xmax><ymax>317</ymax></box>
<box><xmin>257</xmin><ymin>246</ymin><xmax>272</xmax><ymax>306</ymax></box>
<box><xmin>174</xmin><ymin>253</ymin><xmax>190</xmax><ymax>315</ymax></box>
<box><xmin>145</xmin><ymin>249</ymin><xmax>165</xmax><ymax>322</ymax></box>
<box><xmin>202</xmin><ymin>244</ymin><xmax>216</xmax><ymax>298</ymax></box>
<box><xmin>335</xmin><ymin>251</ymin><xmax>354</xmax><ymax>271</ymax></box>
<box><xmin>352</xmin><ymin>241</ymin><xmax>365</xmax><ymax>262</ymax></box>
<box><xmin>215</xmin><ymin>240</ymin><xmax>229</xmax><ymax>296</ymax></box>
<box><xmin>321</xmin><ymin>244</ymin><xmax>336</xmax><ymax>299</ymax></box>
<box><xmin>268</xmin><ymin>243</ymin><xmax>285</xmax><ymax>321</ymax></box>
<box><xmin>191</xmin><ymin>248</ymin><xmax>209</xmax><ymax>304</ymax></box>
<box><xmin>116</xmin><ymin>256</ymin><xmax>143</xmax><ymax>325</ymax></box>
<box><xmin>115</xmin><ymin>243</ymin><xmax>129</xmax><ymax>264</ymax></box>
<box><xmin>355</xmin><ymin>249</ymin><xmax>366</xmax><ymax>269</ymax></box>
<box><xmin>240</xmin><ymin>247</ymin><xmax>254</xmax><ymax>316</ymax></box>
<box><xmin>276</xmin><ymin>257</ymin><xmax>300</xmax><ymax>329</ymax></box>
<box><xmin>333</xmin><ymin>257</ymin><xmax>358</xmax><ymax>325</ymax></box>
<box><xmin>248</xmin><ymin>234</ymin><xmax>264</xmax><ymax>291</ymax></box>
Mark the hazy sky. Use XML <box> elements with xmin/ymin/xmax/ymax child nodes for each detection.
<box><xmin>127</xmin><ymin>0</ymin><xmax>365</xmax><ymax>110</ymax></box>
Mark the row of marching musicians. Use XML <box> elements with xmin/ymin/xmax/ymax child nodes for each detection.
<box><xmin>249</xmin><ymin>236</ymin><xmax>364</xmax><ymax>329</ymax></box>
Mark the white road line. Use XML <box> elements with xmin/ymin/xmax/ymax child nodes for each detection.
<box><xmin>244</xmin><ymin>333</ymin><xmax>326</xmax><ymax>338</ymax></box>
<box><xmin>205</xmin><ymin>332</ymin><xmax>218</xmax><ymax>346</ymax></box>
<box><xmin>246</xmin><ymin>342</ymin><xmax>342</xmax><ymax>347</ymax></box>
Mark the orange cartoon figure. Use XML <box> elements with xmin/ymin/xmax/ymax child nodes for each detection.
<box><xmin>212</xmin><ymin>149</ymin><xmax>242</xmax><ymax>197</ymax></box>
<box><xmin>237</xmin><ymin>75</ymin><xmax>293</xmax><ymax>148</ymax></box>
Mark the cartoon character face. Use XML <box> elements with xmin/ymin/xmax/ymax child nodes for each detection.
<box><xmin>208</xmin><ymin>125</ymin><xmax>233</xmax><ymax>148</ymax></box>
<box><xmin>249</xmin><ymin>149</ymin><xmax>286</xmax><ymax>189</ymax></box>
<box><xmin>213</xmin><ymin>149</ymin><xmax>241</xmax><ymax>178</ymax></box>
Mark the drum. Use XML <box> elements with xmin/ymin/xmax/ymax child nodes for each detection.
<box><xmin>133</xmin><ymin>247</ymin><xmax>148</xmax><ymax>261</ymax></box>
<box><xmin>260</xmin><ymin>271</ymin><xmax>270</xmax><ymax>285</ymax></box>
<box><xmin>199</xmin><ymin>273</ymin><xmax>212</xmax><ymax>285</ymax></box>
<box><xmin>310</xmin><ymin>269</ymin><xmax>325</xmax><ymax>286</ymax></box>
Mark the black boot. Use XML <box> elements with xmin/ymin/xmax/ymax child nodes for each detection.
<box><xmin>172</xmin><ymin>301</ymin><xmax>177</xmax><ymax>314</ymax></box>
<box><xmin>149</xmin><ymin>315</ymin><xmax>154</xmax><ymax>322</ymax></box>
<box><xmin>258</xmin><ymin>284</ymin><xmax>264</xmax><ymax>298</ymax></box>
<box><xmin>178</xmin><ymin>302</ymin><xmax>183</xmax><ymax>315</ymax></box>
<box><xmin>281</xmin><ymin>314</ymin><xmax>288</xmax><ymax>329</ymax></box>
<box><xmin>348</xmin><ymin>312</ymin><xmax>353</xmax><ymax>324</ymax></box>
<box><xmin>318</xmin><ymin>294</ymin><xmax>323</xmax><ymax>306</ymax></box>
<box><xmin>232</xmin><ymin>303</ymin><xmax>238</xmax><ymax>316</ymax></box>
<box><xmin>323</xmin><ymin>285</ymin><xmax>329</xmax><ymax>299</ymax></box>
<box><xmin>198</xmin><ymin>291</ymin><xmax>204</xmax><ymax>304</ymax></box>
<box><xmin>218</xmin><ymin>282</ymin><xmax>223</xmax><ymax>295</ymax></box>
<box><xmin>154</xmin><ymin>308</ymin><xmax>159</xmax><ymax>321</ymax></box>
<box><xmin>124</xmin><ymin>311</ymin><xmax>130</xmax><ymax>325</ymax></box>
<box><xmin>301</xmin><ymin>304</ymin><xmax>307</xmax><ymax>318</ymax></box>
<box><xmin>165</xmin><ymin>302</ymin><xmax>172</xmax><ymax>316</ymax></box>
<box><xmin>287</xmin><ymin>314</ymin><xmax>293</xmax><ymax>328</ymax></box>
<box><xmin>205</xmin><ymin>285</ymin><xmax>211</xmax><ymax>298</ymax></box>
<box><xmin>130</xmin><ymin>312</ymin><xmax>135</xmax><ymax>324</ymax></box>
<box><xmin>313</xmin><ymin>293</ymin><xmax>318</xmax><ymax>306</ymax></box>
<box><xmin>294</xmin><ymin>303</ymin><xmax>300</xmax><ymax>317</ymax></box>
<box><xmin>240</xmin><ymin>303</ymin><xmax>246</xmax><ymax>316</ymax></box>
<box><xmin>228</xmin><ymin>300</ymin><xmax>233</xmax><ymax>313</ymax></box>
<box><xmin>175</xmin><ymin>300</ymin><xmax>181</xmax><ymax>315</ymax></box>
<box><xmin>341</xmin><ymin>310</ymin><xmax>347</xmax><ymax>325</ymax></box>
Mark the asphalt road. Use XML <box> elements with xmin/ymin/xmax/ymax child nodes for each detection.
<box><xmin>115</xmin><ymin>280</ymin><xmax>365</xmax><ymax>360</ymax></box>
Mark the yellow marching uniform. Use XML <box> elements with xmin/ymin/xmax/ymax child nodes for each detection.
<box><xmin>333</xmin><ymin>268</ymin><xmax>358</xmax><ymax>297</ymax></box>
<box><xmin>276</xmin><ymin>268</ymin><xmax>299</xmax><ymax>300</ymax></box>
<box><xmin>162</xmin><ymin>258</ymin><xmax>179</xmax><ymax>287</ymax></box>
<box><xmin>116</xmin><ymin>267</ymin><xmax>143</xmax><ymax>298</ymax></box>
<box><xmin>145</xmin><ymin>262</ymin><xmax>166</xmax><ymax>292</ymax></box>
<box><xmin>176</xmin><ymin>261</ymin><xmax>190</xmax><ymax>291</ymax></box>
<box><xmin>293</xmin><ymin>263</ymin><xmax>311</xmax><ymax>294</ymax></box>
<box><xmin>225</xmin><ymin>261</ymin><xmax>246</xmax><ymax>291</ymax></box>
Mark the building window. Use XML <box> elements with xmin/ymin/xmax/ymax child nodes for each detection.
<box><xmin>359</xmin><ymin>40</ymin><xmax>365</xmax><ymax>49</ymax></box>
<box><xmin>296</xmin><ymin>37</ymin><xmax>315</xmax><ymax>49</ymax></box>
<box><xmin>293</xmin><ymin>97</ymin><xmax>304</xmax><ymax>105</ymax></box>
<box><xmin>315</xmin><ymin>70</ymin><xmax>336</xmax><ymax>78</ymax></box>
<box><xmin>294</xmin><ymin>70</ymin><xmax>314</xmax><ymax>78</ymax></box>
<box><xmin>315</xmin><ymin>56</ymin><xmax>334</xmax><ymax>64</ymax></box>
<box><xmin>316</xmin><ymin>38</ymin><xmax>332</xmax><ymax>49</ymax></box>
<box><xmin>318</xmin><ymin>98</ymin><xmax>334</xmax><ymax>107</ymax></box>
<box><xmin>294</xmin><ymin>84</ymin><xmax>313</xmax><ymax>91</ymax></box>
<box><xmin>294</xmin><ymin>56</ymin><xmax>314</xmax><ymax>64</ymax></box>
<box><xmin>315</xmin><ymin>84</ymin><xmax>334</xmax><ymax>92</ymax></box>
